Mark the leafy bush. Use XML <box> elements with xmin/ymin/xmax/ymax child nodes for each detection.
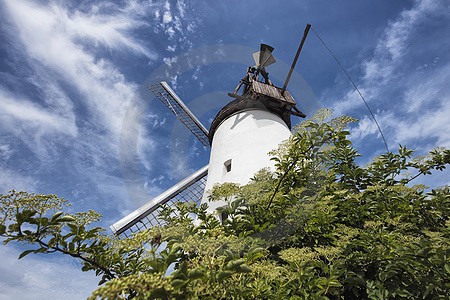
<box><xmin>1</xmin><ymin>109</ymin><xmax>449</xmax><ymax>299</ymax></box>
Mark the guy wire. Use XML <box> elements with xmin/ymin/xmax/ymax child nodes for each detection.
<box><xmin>310</xmin><ymin>26</ymin><xmax>390</xmax><ymax>153</ymax></box>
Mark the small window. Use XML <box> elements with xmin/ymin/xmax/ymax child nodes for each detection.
<box><xmin>224</xmin><ymin>159</ymin><xmax>232</xmax><ymax>173</ymax></box>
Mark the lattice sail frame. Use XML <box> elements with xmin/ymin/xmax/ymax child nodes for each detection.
<box><xmin>110</xmin><ymin>82</ymin><xmax>212</xmax><ymax>236</ymax></box>
<box><xmin>110</xmin><ymin>165</ymin><xmax>208</xmax><ymax>236</ymax></box>
<box><xmin>148</xmin><ymin>82</ymin><xmax>210</xmax><ymax>147</ymax></box>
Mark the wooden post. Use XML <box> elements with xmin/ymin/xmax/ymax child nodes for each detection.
<box><xmin>281</xmin><ymin>24</ymin><xmax>311</xmax><ymax>95</ymax></box>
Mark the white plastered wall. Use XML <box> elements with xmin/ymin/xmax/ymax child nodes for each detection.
<box><xmin>201</xmin><ymin>109</ymin><xmax>291</xmax><ymax>214</ymax></box>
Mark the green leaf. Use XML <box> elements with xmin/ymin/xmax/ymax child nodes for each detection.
<box><xmin>0</xmin><ymin>224</ymin><xmax>6</xmax><ymax>235</ymax></box>
<box><xmin>225</xmin><ymin>259</ymin><xmax>246</xmax><ymax>270</ymax></box>
<box><xmin>81</xmin><ymin>265</ymin><xmax>91</xmax><ymax>272</ymax></box>
<box><xmin>150</xmin><ymin>288</ymin><xmax>169</xmax><ymax>299</ymax></box>
<box><xmin>444</xmin><ymin>263</ymin><xmax>450</xmax><ymax>274</ymax></box>
<box><xmin>19</xmin><ymin>249</ymin><xmax>35</xmax><ymax>259</ymax></box>
<box><xmin>8</xmin><ymin>223</ymin><xmax>20</xmax><ymax>233</ymax></box>
<box><xmin>224</xmin><ymin>250</ymin><xmax>234</xmax><ymax>259</ymax></box>
<box><xmin>218</xmin><ymin>271</ymin><xmax>235</xmax><ymax>283</ymax></box>
<box><xmin>187</xmin><ymin>268</ymin><xmax>205</xmax><ymax>280</ymax></box>
<box><xmin>50</xmin><ymin>212</ymin><xmax>64</xmax><ymax>221</ymax></box>
<box><xmin>171</xmin><ymin>279</ymin><xmax>187</xmax><ymax>289</ymax></box>
<box><xmin>236</xmin><ymin>265</ymin><xmax>252</xmax><ymax>273</ymax></box>
<box><xmin>423</xmin><ymin>284</ymin><xmax>435</xmax><ymax>299</ymax></box>
<box><xmin>16</xmin><ymin>210</ymin><xmax>36</xmax><ymax>223</ymax></box>
<box><xmin>55</xmin><ymin>215</ymin><xmax>76</xmax><ymax>223</ymax></box>
<box><xmin>172</xmin><ymin>261</ymin><xmax>188</xmax><ymax>280</ymax></box>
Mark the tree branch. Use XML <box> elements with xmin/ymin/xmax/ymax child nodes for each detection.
<box><xmin>267</xmin><ymin>140</ymin><xmax>324</xmax><ymax>209</ymax></box>
<box><xmin>37</xmin><ymin>239</ymin><xmax>115</xmax><ymax>279</ymax></box>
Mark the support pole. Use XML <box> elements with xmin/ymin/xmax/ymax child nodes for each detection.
<box><xmin>281</xmin><ymin>24</ymin><xmax>311</xmax><ymax>95</ymax></box>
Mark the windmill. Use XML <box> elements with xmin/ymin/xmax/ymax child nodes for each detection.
<box><xmin>110</xmin><ymin>25</ymin><xmax>311</xmax><ymax>236</ymax></box>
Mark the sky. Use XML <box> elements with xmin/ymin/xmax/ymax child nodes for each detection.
<box><xmin>0</xmin><ymin>0</ymin><xmax>449</xmax><ymax>298</ymax></box>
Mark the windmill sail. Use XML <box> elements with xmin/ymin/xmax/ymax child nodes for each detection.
<box><xmin>110</xmin><ymin>83</ymin><xmax>210</xmax><ymax>236</ymax></box>
<box><xmin>111</xmin><ymin>165</ymin><xmax>208</xmax><ymax>236</ymax></box>
<box><xmin>148</xmin><ymin>82</ymin><xmax>210</xmax><ymax>147</ymax></box>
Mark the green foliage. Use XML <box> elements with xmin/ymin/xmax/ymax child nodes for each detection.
<box><xmin>0</xmin><ymin>190</ymin><xmax>165</xmax><ymax>289</ymax></box>
<box><xmin>1</xmin><ymin>109</ymin><xmax>449</xmax><ymax>299</ymax></box>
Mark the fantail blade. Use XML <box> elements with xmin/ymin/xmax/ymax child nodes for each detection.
<box><xmin>252</xmin><ymin>44</ymin><xmax>276</xmax><ymax>69</ymax></box>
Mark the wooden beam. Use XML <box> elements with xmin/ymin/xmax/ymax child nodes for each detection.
<box><xmin>281</xmin><ymin>24</ymin><xmax>311</xmax><ymax>95</ymax></box>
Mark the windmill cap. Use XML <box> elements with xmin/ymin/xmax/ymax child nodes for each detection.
<box><xmin>208</xmin><ymin>95</ymin><xmax>291</xmax><ymax>143</ymax></box>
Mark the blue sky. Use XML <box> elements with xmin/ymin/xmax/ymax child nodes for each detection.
<box><xmin>0</xmin><ymin>0</ymin><xmax>449</xmax><ymax>298</ymax></box>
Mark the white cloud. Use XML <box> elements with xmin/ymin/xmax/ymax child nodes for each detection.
<box><xmin>0</xmin><ymin>0</ymin><xmax>173</xmax><ymax>214</ymax></box>
<box><xmin>0</xmin><ymin>167</ymin><xmax>37</xmax><ymax>193</ymax></box>
<box><xmin>403</xmin><ymin>62</ymin><xmax>449</xmax><ymax>113</ymax></box>
<box><xmin>187</xmin><ymin>22</ymin><xmax>196</xmax><ymax>33</ymax></box>
<box><xmin>329</xmin><ymin>0</ymin><xmax>450</xmax><ymax>154</ymax></box>
<box><xmin>362</xmin><ymin>0</ymin><xmax>443</xmax><ymax>85</ymax></box>
<box><xmin>3</xmin><ymin>0</ymin><xmax>140</xmax><ymax>138</ymax></box>
<box><xmin>0</xmin><ymin>145</ymin><xmax>13</xmax><ymax>160</ymax></box>
<box><xmin>163</xmin><ymin>11</ymin><xmax>173</xmax><ymax>24</ymax></box>
<box><xmin>0</xmin><ymin>0</ymin><xmax>168</xmax><ymax>178</ymax></box>
<box><xmin>0</xmin><ymin>85</ymin><xmax>77</xmax><ymax>162</ymax></box>
<box><xmin>330</xmin><ymin>0</ymin><xmax>447</xmax><ymax>108</ymax></box>
<box><xmin>349</xmin><ymin>114</ymin><xmax>380</xmax><ymax>141</ymax></box>
<box><xmin>163</xmin><ymin>56</ymin><xmax>178</xmax><ymax>67</ymax></box>
<box><xmin>0</xmin><ymin>90</ymin><xmax>77</xmax><ymax>136</ymax></box>
<box><xmin>176</xmin><ymin>0</ymin><xmax>187</xmax><ymax>18</ymax></box>
<box><xmin>166</xmin><ymin>27</ymin><xmax>176</xmax><ymax>38</ymax></box>
<box><xmin>155</xmin><ymin>0</ymin><xmax>198</xmax><ymax>48</ymax></box>
<box><xmin>0</xmin><ymin>245</ymin><xmax>99</xmax><ymax>300</ymax></box>
<box><xmin>359</xmin><ymin>62</ymin><xmax>450</xmax><ymax>151</ymax></box>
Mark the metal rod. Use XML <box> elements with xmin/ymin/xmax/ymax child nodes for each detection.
<box><xmin>281</xmin><ymin>24</ymin><xmax>311</xmax><ymax>95</ymax></box>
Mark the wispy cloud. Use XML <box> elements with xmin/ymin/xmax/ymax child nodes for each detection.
<box><xmin>2</xmin><ymin>0</ymin><xmax>156</xmax><ymax>138</ymax></box>
<box><xmin>0</xmin><ymin>83</ymin><xmax>77</xmax><ymax>164</ymax></box>
<box><xmin>329</xmin><ymin>0</ymin><xmax>449</xmax><ymax>153</ymax></box>
<box><xmin>1</xmin><ymin>89</ymin><xmax>77</xmax><ymax>136</ymax></box>
<box><xmin>158</xmin><ymin>0</ymin><xmax>202</xmax><ymax>71</ymax></box>
<box><xmin>0</xmin><ymin>245</ymin><xmax>98</xmax><ymax>300</ymax></box>
<box><xmin>361</xmin><ymin>0</ymin><xmax>444</xmax><ymax>85</ymax></box>
<box><xmin>0</xmin><ymin>167</ymin><xmax>37</xmax><ymax>193</ymax></box>
<box><xmin>0</xmin><ymin>0</ymin><xmax>171</xmax><ymax>210</ymax></box>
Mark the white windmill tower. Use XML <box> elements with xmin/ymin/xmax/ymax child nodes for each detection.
<box><xmin>111</xmin><ymin>26</ymin><xmax>311</xmax><ymax>236</ymax></box>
